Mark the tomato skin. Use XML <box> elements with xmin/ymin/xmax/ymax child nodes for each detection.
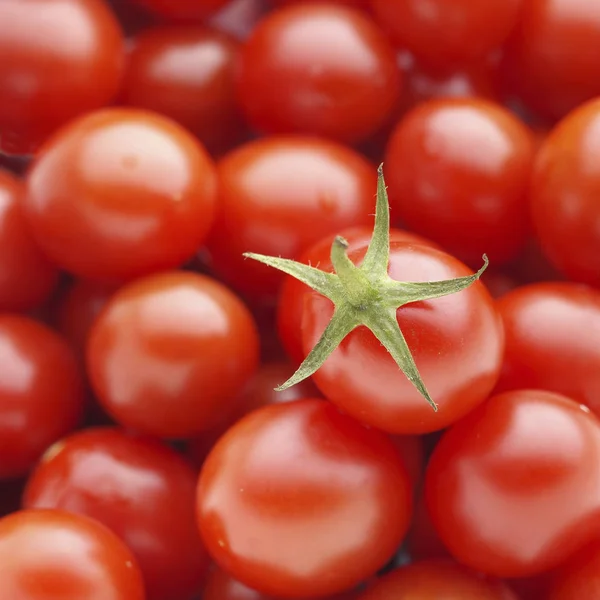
<box><xmin>494</xmin><ymin>283</ymin><xmax>600</xmax><ymax>416</ymax></box>
<box><xmin>548</xmin><ymin>542</ymin><xmax>600</xmax><ymax>600</ymax></box>
<box><xmin>0</xmin><ymin>0</ymin><xmax>124</xmax><ymax>156</ymax></box>
<box><xmin>206</xmin><ymin>137</ymin><xmax>377</xmax><ymax>301</ymax></box>
<box><xmin>385</xmin><ymin>98</ymin><xmax>534</xmax><ymax>266</ymax></box>
<box><xmin>87</xmin><ymin>271</ymin><xmax>259</xmax><ymax>439</ymax></box>
<box><xmin>300</xmin><ymin>242</ymin><xmax>503</xmax><ymax>435</ymax></box>
<box><xmin>530</xmin><ymin>99</ymin><xmax>600</xmax><ymax>285</ymax></box>
<box><xmin>426</xmin><ymin>389</ymin><xmax>600</xmax><ymax>578</ymax></box>
<box><xmin>131</xmin><ymin>0</ymin><xmax>232</xmax><ymax>21</ymax></box>
<box><xmin>197</xmin><ymin>398</ymin><xmax>412</xmax><ymax>598</ymax></box>
<box><xmin>0</xmin><ymin>316</ymin><xmax>84</xmax><ymax>480</ymax></box>
<box><xmin>236</xmin><ymin>4</ymin><xmax>401</xmax><ymax>144</ymax></box>
<box><xmin>24</xmin><ymin>108</ymin><xmax>217</xmax><ymax>283</ymax></box>
<box><xmin>23</xmin><ymin>427</ymin><xmax>210</xmax><ymax>600</ymax></box>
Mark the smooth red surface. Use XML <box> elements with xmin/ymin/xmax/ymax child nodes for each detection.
<box><xmin>24</xmin><ymin>428</ymin><xmax>210</xmax><ymax>600</ymax></box>
<box><xmin>197</xmin><ymin>399</ymin><xmax>412</xmax><ymax>598</ymax></box>
<box><xmin>87</xmin><ymin>271</ymin><xmax>259</xmax><ymax>438</ymax></box>
<box><xmin>0</xmin><ymin>316</ymin><xmax>84</xmax><ymax>479</ymax></box>
<box><xmin>0</xmin><ymin>0</ymin><xmax>124</xmax><ymax>155</ymax></box>
<box><xmin>131</xmin><ymin>0</ymin><xmax>232</xmax><ymax>21</ymax></box>
<box><xmin>426</xmin><ymin>390</ymin><xmax>600</xmax><ymax>577</ymax></box>
<box><xmin>548</xmin><ymin>543</ymin><xmax>600</xmax><ymax>600</ymax></box>
<box><xmin>0</xmin><ymin>509</ymin><xmax>145</xmax><ymax>600</ymax></box>
<box><xmin>236</xmin><ymin>4</ymin><xmax>401</xmax><ymax>143</ymax></box>
<box><xmin>24</xmin><ymin>108</ymin><xmax>217</xmax><ymax>282</ymax></box>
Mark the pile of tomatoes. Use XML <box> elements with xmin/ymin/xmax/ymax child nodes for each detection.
<box><xmin>2</xmin><ymin>0</ymin><xmax>600</xmax><ymax>598</ymax></box>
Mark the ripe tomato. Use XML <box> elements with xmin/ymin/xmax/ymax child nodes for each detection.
<box><xmin>530</xmin><ymin>98</ymin><xmax>600</xmax><ymax>285</ymax></box>
<box><xmin>131</xmin><ymin>0</ymin><xmax>232</xmax><ymax>21</ymax></box>
<box><xmin>23</xmin><ymin>427</ymin><xmax>211</xmax><ymax>600</ymax></box>
<box><xmin>384</xmin><ymin>98</ymin><xmax>535</xmax><ymax>266</ymax></box>
<box><xmin>206</xmin><ymin>137</ymin><xmax>377</xmax><ymax>301</ymax></box>
<box><xmin>406</xmin><ymin>490</ymin><xmax>451</xmax><ymax>562</ymax></box>
<box><xmin>87</xmin><ymin>271</ymin><xmax>259</xmax><ymax>439</ymax></box>
<box><xmin>236</xmin><ymin>4</ymin><xmax>401</xmax><ymax>144</ymax></box>
<box><xmin>0</xmin><ymin>0</ymin><xmax>124</xmax><ymax>155</ymax></box>
<box><xmin>271</xmin><ymin>0</ymin><xmax>369</xmax><ymax>7</ymax></box>
<box><xmin>208</xmin><ymin>0</ymin><xmax>268</xmax><ymax>40</ymax></box>
<box><xmin>548</xmin><ymin>542</ymin><xmax>600</xmax><ymax>600</ymax></box>
<box><xmin>121</xmin><ymin>26</ymin><xmax>244</xmax><ymax>155</ymax></box>
<box><xmin>426</xmin><ymin>389</ymin><xmax>600</xmax><ymax>577</ymax></box>
<box><xmin>24</xmin><ymin>108</ymin><xmax>217</xmax><ymax>283</ymax></box>
<box><xmin>494</xmin><ymin>283</ymin><xmax>600</xmax><ymax>416</ymax></box>
<box><xmin>0</xmin><ymin>316</ymin><xmax>84</xmax><ymax>479</ymax></box>
<box><xmin>370</xmin><ymin>0</ymin><xmax>522</xmax><ymax>69</ymax></box>
<box><xmin>0</xmin><ymin>169</ymin><xmax>57</xmax><ymax>311</ymax></box>
<box><xmin>197</xmin><ymin>398</ymin><xmax>412</xmax><ymax>598</ymax></box>
<box><xmin>0</xmin><ymin>509</ymin><xmax>144</xmax><ymax>600</ymax></box>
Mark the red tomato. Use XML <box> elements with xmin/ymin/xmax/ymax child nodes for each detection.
<box><xmin>356</xmin><ymin>560</ymin><xmax>517</xmax><ymax>599</ymax></box>
<box><xmin>406</xmin><ymin>489</ymin><xmax>451</xmax><ymax>562</ymax></box>
<box><xmin>196</xmin><ymin>398</ymin><xmax>412</xmax><ymax>598</ymax></box>
<box><xmin>530</xmin><ymin>98</ymin><xmax>600</xmax><ymax>285</ymax></box>
<box><xmin>548</xmin><ymin>542</ymin><xmax>600</xmax><ymax>600</ymax></box>
<box><xmin>208</xmin><ymin>0</ymin><xmax>268</xmax><ymax>40</ymax></box>
<box><xmin>495</xmin><ymin>283</ymin><xmax>600</xmax><ymax>416</ymax></box>
<box><xmin>0</xmin><ymin>316</ymin><xmax>84</xmax><ymax>479</ymax></box>
<box><xmin>389</xmin><ymin>435</ymin><xmax>424</xmax><ymax>490</ymax></box>
<box><xmin>24</xmin><ymin>428</ymin><xmax>210</xmax><ymax>600</ymax></box>
<box><xmin>385</xmin><ymin>98</ymin><xmax>535</xmax><ymax>266</ymax></box>
<box><xmin>121</xmin><ymin>26</ymin><xmax>245</xmax><ymax>155</ymax></box>
<box><xmin>87</xmin><ymin>271</ymin><xmax>259</xmax><ymax>439</ymax></box>
<box><xmin>0</xmin><ymin>0</ymin><xmax>124</xmax><ymax>156</ymax></box>
<box><xmin>131</xmin><ymin>0</ymin><xmax>232</xmax><ymax>21</ymax></box>
<box><xmin>297</xmin><ymin>242</ymin><xmax>503</xmax><ymax>435</ymax></box>
<box><xmin>236</xmin><ymin>4</ymin><xmax>401</xmax><ymax>144</ymax></box>
<box><xmin>370</xmin><ymin>0</ymin><xmax>522</xmax><ymax>69</ymax></box>
<box><xmin>0</xmin><ymin>169</ymin><xmax>57</xmax><ymax>311</ymax></box>
<box><xmin>426</xmin><ymin>389</ymin><xmax>600</xmax><ymax>577</ymax></box>
<box><xmin>23</xmin><ymin>108</ymin><xmax>217</xmax><ymax>283</ymax></box>
<box><xmin>270</xmin><ymin>0</ymin><xmax>369</xmax><ymax>7</ymax></box>
<box><xmin>0</xmin><ymin>508</ymin><xmax>145</xmax><ymax>600</ymax></box>
<box><xmin>206</xmin><ymin>137</ymin><xmax>377</xmax><ymax>301</ymax></box>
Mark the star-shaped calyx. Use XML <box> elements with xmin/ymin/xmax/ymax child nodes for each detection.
<box><xmin>244</xmin><ymin>165</ymin><xmax>488</xmax><ymax>411</ymax></box>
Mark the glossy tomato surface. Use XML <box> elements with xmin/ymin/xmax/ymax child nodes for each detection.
<box><xmin>24</xmin><ymin>108</ymin><xmax>217</xmax><ymax>282</ymax></box>
<box><xmin>197</xmin><ymin>398</ymin><xmax>412</xmax><ymax>598</ymax></box>
<box><xmin>426</xmin><ymin>389</ymin><xmax>600</xmax><ymax>577</ymax></box>
<box><xmin>236</xmin><ymin>4</ymin><xmax>401</xmax><ymax>143</ymax></box>
<box><xmin>0</xmin><ymin>0</ymin><xmax>124</xmax><ymax>155</ymax></box>
<box><xmin>87</xmin><ymin>271</ymin><xmax>259</xmax><ymax>438</ymax></box>
<box><xmin>0</xmin><ymin>509</ymin><xmax>145</xmax><ymax>600</ymax></box>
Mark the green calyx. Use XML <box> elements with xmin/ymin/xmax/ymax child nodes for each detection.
<box><xmin>244</xmin><ymin>165</ymin><xmax>488</xmax><ymax>411</ymax></box>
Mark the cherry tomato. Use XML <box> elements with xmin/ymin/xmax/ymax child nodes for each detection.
<box><xmin>87</xmin><ymin>271</ymin><xmax>259</xmax><ymax>439</ymax></box>
<box><xmin>24</xmin><ymin>108</ymin><xmax>217</xmax><ymax>283</ymax></box>
<box><xmin>370</xmin><ymin>0</ymin><xmax>522</xmax><ymax>69</ymax></box>
<box><xmin>121</xmin><ymin>26</ymin><xmax>244</xmax><ymax>155</ymax></box>
<box><xmin>0</xmin><ymin>169</ymin><xmax>57</xmax><ymax>311</ymax></box>
<box><xmin>206</xmin><ymin>137</ymin><xmax>376</xmax><ymax>301</ymax></box>
<box><xmin>495</xmin><ymin>283</ymin><xmax>600</xmax><ymax>416</ymax></box>
<box><xmin>208</xmin><ymin>0</ymin><xmax>268</xmax><ymax>40</ymax></box>
<box><xmin>236</xmin><ymin>4</ymin><xmax>401</xmax><ymax>144</ymax></box>
<box><xmin>131</xmin><ymin>0</ymin><xmax>232</xmax><ymax>21</ymax></box>
<box><xmin>356</xmin><ymin>560</ymin><xmax>516</xmax><ymax>599</ymax></box>
<box><xmin>0</xmin><ymin>316</ymin><xmax>84</xmax><ymax>479</ymax></box>
<box><xmin>530</xmin><ymin>98</ymin><xmax>600</xmax><ymax>285</ymax></box>
<box><xmin>548</xmin><ymin>542</ymin><xmax>600</xmax><ymax>600</ymax></box>
<box><xmin>24</xmin><ymin>427</ymin><xmax>210</xmax><ymax>600</ymax></box>
<box><xmin>197</xmin><ymin>398</ymin><xmax>412</xmax><ymax>598</ymax></box>
<box><xmin>385</xmin><ymin>98</ymin><xmax>535</xmax><ymax>266</ymax></box>
<box><xmin>0</xmin><ymin>508</ymin><xmax>145</xmax><ymax>600</ymax></box>
<box><xmin>426</xmin><ymin>389</ymin><xmax>600</xmax><ymax>578</ymax></box>
<box><xmin>0</xmin><ymin>0</ymin><xmax>124</xmax><ymax>156</ymax></box>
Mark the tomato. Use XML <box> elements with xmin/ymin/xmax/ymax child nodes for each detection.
<box><xmin>0</xmin><ymin>169</ymin><xmax>58</xmax><ymax>311</ymax></box>
<box><xmin>494</xmin><ymin>283</ymin><xmax>600</xmax><ymax>416</ymax></box>
<box><xmin>0</xmin><ymin>0</ymin><xmax>124</xmax><ymax>156</ymax></box>
<box><xmin>384</xmin><ymin>98</ymin><xmax>535</xmax><ymax>266</ymax></box>
<box><xmin>206</xmin><ymin>137</ymin><xmax>377</xmax><ymax>301</ymax></box>
<box><xmin>270</xmin><ymin>0</ymin><xmax>369</xmax><ymax>8</ymax></box>
<box><xmin>530</xmin><ymin>98</ymin><xmax>600</xmax><ymax>285</ymax></box>
<box><xmin>548</xmin><ymin>542</ymin><xmax>600</xmax><ymax>600</ymax></box>
<box><xmin>0</xmin><ymin>508</ymin><xmax>144</xmax><ymax>600</ymax></box>
<box><xmin>131</xmin><ymin>0</ymin><xmax>232</xmax><ymax>21</ymax></box>
<box><xmin>121</xmin><ymin>26</ymin><xmax>245</xmax><ymax>155</ymax></box>
<box><xmin>208</xmin><ymin>0</ymin><xmax>268</xmax><ymax>40</ymax></box>
<box><xmin>406</xmin><ymin>489</ymin><xmax>451</xmax><ymax>562</ymax></box>
<box><xmin>23</xmin><ymin>108</ymin><xmax>217</xmax><ymax>283</ymax></box>
<box><xmin>0</xmin><ymin>316</ymin><xmax>84</xmax><ymax>480</ymax></box>
<box><xmin>389</xmin><ymin>435</ymin><xmax>424</xmax><ymax>490</ymax></box>
<box><xmin>370</xmin><ymin>0</ymin><xmax>522</xmax><ymax>69</ymax></box>
<box><xmin>23</xmin><ymin>427</ymin><xmax>210</xmax><ymax>600</ymax></box>
<box><xmin>236</xmin><ymin>4</ymin><xmax>401</xmax><ymax>144</ymax></box>
<box><xmin>197</xmin><ymin>398</ymin><xmax>412</xmax><ymax>598</ymax></box>
<box><xmin>87</xmin><ymin>271</ymin><xmax>259</xmax><ymax>439</ymax></box>
<box><xmin>502</xmin><ymin>0</ymin><xmax>600</xmax><ymax>121</ymax></box>
<box><xmin>426</xmin><ymin>389</ymin><xmax>600</xmax><ymax>578</ymax></box>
